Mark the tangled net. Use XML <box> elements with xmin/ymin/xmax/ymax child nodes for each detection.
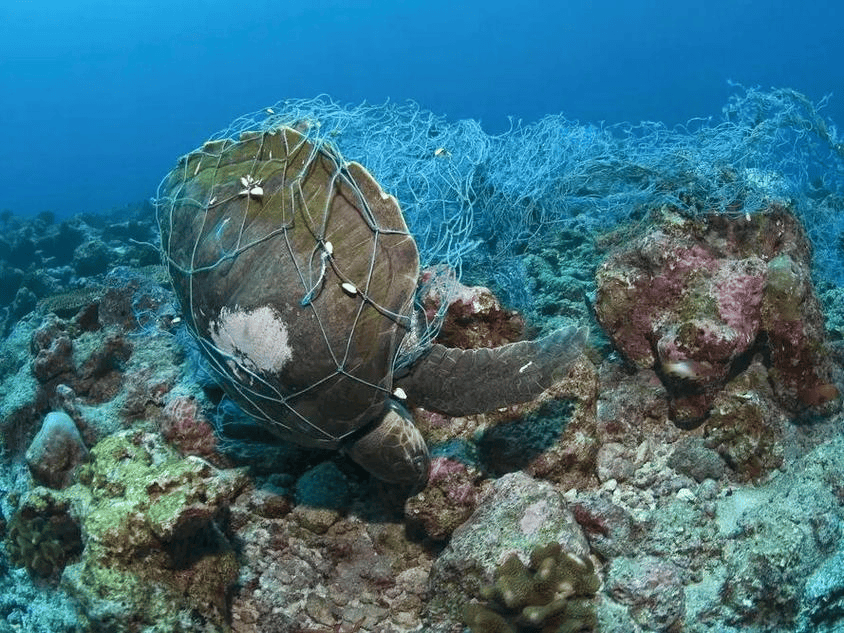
<box><xmin>156</xmin><ymin>126</ymin><xmax>447</xmax><ymax>447</ymax></box>
<box><xmin>193</xmin><ymin>85</ymin><xmax>843</xmax><ymax>308</ymax></box>
<box><xmin>155</xmin><ymin>85</ymin><xmax>843</xmax><ymax>448</ymax></box>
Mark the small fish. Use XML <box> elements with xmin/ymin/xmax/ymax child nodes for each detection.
<box><xmin>797</xmin><ymin>383</ymin><xmax>840</xmax><ymax>407</ymax></box>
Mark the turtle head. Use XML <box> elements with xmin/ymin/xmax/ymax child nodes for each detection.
<box><xmin>344</xmin><ymin>401</ymin><xmax>430</xmax><ymax>491</ymax></box>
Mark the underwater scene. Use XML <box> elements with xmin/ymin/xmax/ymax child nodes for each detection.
<box><xmin>2</xmin><ymin>2</ymin><xmax>844</xmax><ymax>632</ymax></box>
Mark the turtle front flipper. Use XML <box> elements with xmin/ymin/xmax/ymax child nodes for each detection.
<box><xmin>344</xmin><ymin>401</ymin><xmax>430</xmax><ymax>489</ymax></box>
<box><xmin>397</xmin><ymin>326</ymin><xmax>588</xmax><ymax>415</ymax></box>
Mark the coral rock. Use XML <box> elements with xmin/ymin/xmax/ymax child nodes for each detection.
<box><xmin>424</xmin><ymin>471</ymin><xmax>591</xmax><ymax>630</ymax></box>
<box><xmin>420</xmin><ymin>267</ymin><xmax>525</xmax><ymax>349</ymax></box>
<box><xmin>25</xmin><ymin>411</ymin><xmax>88</xmax><ymax>489</ymax></box>
<box><xmin>160</xmin><ymin>395</ymin><xmax>217</xmax><ymax>458</ymax></box>
<box><xmin>31</xmin><ymin>334</ymin><xmax>74</xmax><ymax>383</ymax></box>
<box><xmin>464</xmin><ymin>542</ymin><xmax>600</xmax><ymax>633</ymax></box>
<box><xmin>604</xmin><ymin>554</ymin><xmax>685</xmax><ymax>632</ymax></box>
<box><xmin>595</xmin><ymin>206</ymin><xmax>839</xmax><ymax>426</ymax></box>
<box><xmin>405</xmin><ymin>456</ymin><xmax>480</xmax><ymax>540</ymax></box>
<box><xmin>52</xmin><ymin>430</ymin><xmax>249</xmax><ymax>630</ymax></box>
<box><xmin>5</xmin><ymin>487</ymin><xmax>83</xmax><ymax>577</ymax></box>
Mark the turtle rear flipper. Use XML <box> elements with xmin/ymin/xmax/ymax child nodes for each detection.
<box><xmin>397</xmin><ymin>326</ymin><xmax>588</xmax><ymax>415</ymax></box>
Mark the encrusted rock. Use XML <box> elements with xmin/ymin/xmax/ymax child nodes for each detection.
<box><xmin>25</xmin><ymin>411</ymin><xmax>88</xmax><ymax>489</ymax></box>
<box><xmin>424</xmin><ymin>471</ymin><xmax>592</xmax><ymax>630</ymax></box>
<box><xmin>56</xmin><ymin>430</ymin><xmax>248</xmax><ymax>631</ymax></box>
<box><xmin>595</xmin><ymin>206</ymin><xmax>839</xmax><ymax>425</ymax></box>
<box><xmin>666</xmin><ymin>436</ymin><xmax>726</xmax><ymax>483</ymax></box>
<box><xmin>405</xmin><ymin>456</ymin><xmax>481</xmax><ymax>540</ymax></box>
<box><xmin>420</xmin><ymin>268</ymin><xmax>525</xmax><ymax>349</ymax></box>
<box><xmin>799</xmin><ymin>549</ymin><xmax>844</xmax><ymax>633</ymax></box>
<box><xmin>5</xmin><ymin>487</ymin><xmax>83</xmax><ymax>578</ymax></box>
<box><xmin>604</xmin><ymin>554</ymin><xmax>685</xmax><ymax>632</ymax></box>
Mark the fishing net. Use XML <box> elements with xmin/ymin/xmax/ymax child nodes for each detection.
<box><xmin>210</xmin><ymin>87</ymin><xmax>843</xmax><ymax>306</ymax></box>
<box><xmin>157</xmin><ymin>86</ymin><xmax>844</xmax><ymax>443</ymax></box>
<box><xmin>155</xmin><ymin>125</ymin><xmax>448</xmax><ymax>448</ymax></box>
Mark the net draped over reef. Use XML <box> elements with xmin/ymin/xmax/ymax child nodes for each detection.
<box><xmin>165</xmin><ymin>84</ymin><xmax>844</xmax><ymax>311</ymax></box>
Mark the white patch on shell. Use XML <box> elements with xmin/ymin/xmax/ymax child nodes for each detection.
<box><xmin>209</xmin><ymin>305</ymin><xmax>293</xmax><ymax>374</ymax></box>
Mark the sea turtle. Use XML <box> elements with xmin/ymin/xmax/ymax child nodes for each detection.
<box><xmin>156</xmin><ymin>124</ymin><xmax>586</xmax><ymax>489</ymax></box>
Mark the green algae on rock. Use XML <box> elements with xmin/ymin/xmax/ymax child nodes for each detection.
<box><xmin>5</xmin><ymin>487</ymin><xmax>83</xmax><ymax>578</ymax></box>
<box><xmin>7</xmin><ymin>429</ymin><xmax>248</xmax><ymax>631</ymax></box>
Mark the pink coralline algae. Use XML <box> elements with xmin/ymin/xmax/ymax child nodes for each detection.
<box><xmin>419</xmin><ymin>267</ymin><xmax>525</xmax><ymax>349</ymax></box>
<box><xmin>595</xmin><ymin>206</ymin><xmax>839</xmax><ymax>425</ymax></box>
<box><xmin>405</xmin><ymin>457</ymin><xmax>481</xmax><ymax>541</ymax></box>
<box><xmin>160</xmin><ymin>395</ymin><xmax>218</xmax><ymax>459</ymax></box>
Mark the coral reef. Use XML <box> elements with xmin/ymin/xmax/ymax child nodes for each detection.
<box><xmin>521</xmin><ymin>228</ymin><xmax>599</xmax><ymax>337</ymax></box>
<box><xmin>0</xmin><ymin>203</ymin><xmax>158</xmax><ymax>337</ymax></box>
<box><xmin>424</xmin><ymin>471</ymin><xmax>592</xmax><ymax>630</ymax></box>
<box><xmin>25</xmin><ymin>410</ymin><xmax>88</xmax><ymax>489</ymax></box>
<box><xmin>463</xmin><ymin>542</ymin><xmax>600</xmax><ymax>633</ymax></box>
<box><xmin>701</xmin><ymin>359</ymin><xmax>787</xmax><ymax>480</ymax></box>
<box><xmin>160</xmin><ymin>395</ymin><xmax>218</xmax><ymax>459</ymax></box>
<box><xmin>0</xmin><ymin>88</ymin><xmax>843</xmax><ymax>632</ymax></box>
<box><xmin>226</xmin><ymin>481</ymin><xmax>432</xmax><ymax>632</ymax></box>
<box><xmin>595</xmin><ymin>206</ymin><xmax>839</xmax><ymax>425</ymax></box>
<box><xmin>604</xmin><ymin>554</ymin><xmax>687</xmax><ymax>632</ymax></box>
<box><xmin>0</xmin><ymin>212</ymin><xmax>840</xmax><ymax>632</ymax></box>
<box><xmin>3</xmin><ymin>428</ymin><xmax>247</xmax><ymax>629</ymax></box>
<box><xmin>5</xmin><ymin>487</ymin><xmax>83</xmax><ymax>578</ymax></box>
<box><xmin>404</xmin><ymin>456</ymin><xmax>481</xmax><ymax>540</ymax></box>
<box><xmin>62</xmin><ymin>430</ymin><xmax>245</xmax><ymax>630</ymax></box>
<box><xmin>420</xmin><ymin>269</ymin><xmax>526</xmax><ymax>349</ymax></box>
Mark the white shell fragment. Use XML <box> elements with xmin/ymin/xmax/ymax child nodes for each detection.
<box><xmin>340</xmin><ymin>282</ymin><xmax>358</xmax><ymax>296</ymax></box>
<box><xmin>393</xmin><ymin>387</ymin><xmax>407</xmax><ymax>400</ymax></box>
<box><xmin>237</xmin><ymin>174</ymin><xmax>264</xmax><ymax>199</ymax></box>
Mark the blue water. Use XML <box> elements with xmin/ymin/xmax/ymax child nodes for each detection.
<box><xmin>1</xmin><ymin>0</ymin><xmax>842</xmax><ymax>218</ymax></box>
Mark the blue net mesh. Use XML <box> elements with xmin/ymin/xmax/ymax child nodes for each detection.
<box><xmin>210</xmin><ymin>98</ymin><xmax>488</xmax><ymax>278</ymax></box>
<box><xmin>203</xmin><ymin>85</ymin><xmax>844</xmax><ymax>306</ymax></box>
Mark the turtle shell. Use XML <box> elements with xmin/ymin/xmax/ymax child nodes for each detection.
<box><xmin>156</xmin><ymin>126</ymin><xmax>420</xmax><ymax>449</ymax></box>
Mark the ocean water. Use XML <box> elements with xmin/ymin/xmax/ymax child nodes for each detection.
<box><xmin>2</xmin><ymin>2</ymin><xmax>844</xmax><ymax>632</ymax></box>
<box><xmin>1</xmin><ymin>0</ymin><xmax>842</xmax><ymax>218</ymax></box>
